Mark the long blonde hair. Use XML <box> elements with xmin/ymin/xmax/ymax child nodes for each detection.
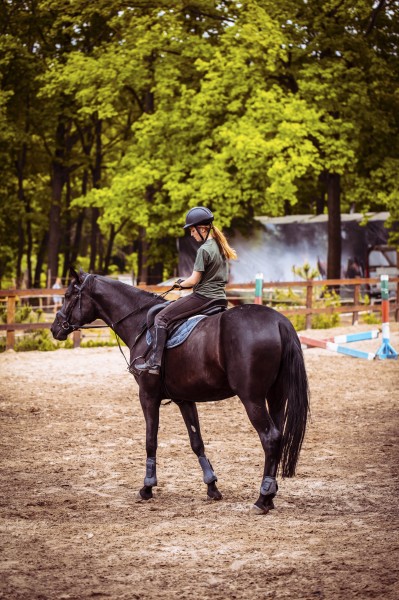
<box><xmin>210</xmin><ymin>225</ymin><xmax>237</xmax><ymax>260</ymax></box>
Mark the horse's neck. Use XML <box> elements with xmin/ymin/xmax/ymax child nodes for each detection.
<box><xmin>91</xmin><ymin>277</ymin><xmax>160</xmax><ymax>344</ymax></box>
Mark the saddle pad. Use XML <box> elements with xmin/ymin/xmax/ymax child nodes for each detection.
<box><xmin>146</xmin><ymin>315</ymin><xmax>207</xmax><ymax>349</ymax></box>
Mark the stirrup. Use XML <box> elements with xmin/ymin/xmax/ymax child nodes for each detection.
<box><xmin>135</xmin><ymin>360</ymin><xmax>160</xmax><ymax>375</ymax></box>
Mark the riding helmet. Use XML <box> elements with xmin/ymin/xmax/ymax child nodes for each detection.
<box><xmin>183</xmin><ymin>206</ymin><xmax>214</xmax><ymax>229</ymax></box>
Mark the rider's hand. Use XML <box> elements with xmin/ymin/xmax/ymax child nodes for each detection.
<box><xmin>174</xmin><ymin>278</ymin><xmax>185</xmax><ymax>289</ymax></box>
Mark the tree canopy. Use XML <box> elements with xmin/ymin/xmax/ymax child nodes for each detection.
<box><xmin>1</xmin><ymin>0</ymin><xmax>398</xmax><ymax>286</ymax></box>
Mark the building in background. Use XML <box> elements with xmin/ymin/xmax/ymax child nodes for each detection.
<box><xmin>178</xmin><ymin>212</ymin><xmax>397</xmax><ymax>283</ymax></box>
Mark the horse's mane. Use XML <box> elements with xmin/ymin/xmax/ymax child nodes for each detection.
<box><xmin>95</xmin><ymin>274</ymin><xmax>166</xmax><ymax>307</ymax></box>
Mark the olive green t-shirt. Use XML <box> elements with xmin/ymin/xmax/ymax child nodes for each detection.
<box><xmin>193</xmin><ymin>238</ymin><xmax>228</xmax><ymax>299</ymax></box>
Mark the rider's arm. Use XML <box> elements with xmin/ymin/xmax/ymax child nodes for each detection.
<box><xmin>178</xmin><ymin>271</ymin><xmax>202</xmax><ymax>289</ymax></box>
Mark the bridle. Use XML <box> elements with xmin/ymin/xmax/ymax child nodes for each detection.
<box><xmin>56</xmin><ymin>273</ymin><xmax>94</xmax><ymax>332</ymax></box>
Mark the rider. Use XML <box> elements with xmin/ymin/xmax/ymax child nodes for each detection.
<box><xmin>135</xmin><ymin>206</ymin><xmax>237</xmax><ymax>375</ymax></box>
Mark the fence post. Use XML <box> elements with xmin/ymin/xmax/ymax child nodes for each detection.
<box><xmin>254</xmin><ymin>273</ymin><xmax>263</xmax><ymax>305</ymax></box>
<box><xmin>73</xmin><ymin>330</ymin><xmax>81</xmax><ymax>349</ymax></box>
<box><xmin>305</xmin><ymin>282</ymin><xmax>313</xmax><ymax>330</ymax></box>
<box><xmin>352</xmin><ymin>283</ymin><xmax>360</xmax><ymax>325</ymax></box>
<box><xmin>6</xmin><ymin>295</ymin><xmax>16</xmax><ymax>350</ymax></box>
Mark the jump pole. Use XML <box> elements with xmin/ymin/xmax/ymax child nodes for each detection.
<box><xmin>299</xmin><ymin>335</ymin><xmax>375</xmax><ymax>360</ymax></box>
<box><xmin>325</xmin><ymin>330</ymin><xmax>379</xmax><ymax>344</ymax></box>
<box><xmin>254</xmin><ymin>272</ymin><xmax>263</xmax><ymax>305</ymax></box>
<box><xmin>376</xmin><ymin>275</ymin><xmax>398</xmax><ymax>359</ymax></box>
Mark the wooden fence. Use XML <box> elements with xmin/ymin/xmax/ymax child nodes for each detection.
<box><xmin>0</xmin><ymin>277</ymin><xmax>398</xmax><ymax>351</ymax></box>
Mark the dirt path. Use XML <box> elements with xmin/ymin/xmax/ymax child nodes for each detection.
<box><xmin>1</xmin><ymin>325</ymin><xmax>398</xmax><ymax>600</ymax></box>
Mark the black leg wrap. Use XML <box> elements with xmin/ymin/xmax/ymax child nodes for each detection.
<box><xmin>199</xmin><ymin>456</ymin><xmax>217</xmax><ymax>484</ymax></box>
<box><xmin>260</xmin><ymin>476</ymin><xmax>277</xmax><ymax>496</ymax></box>
<box><xmin>144</xmin><ymin>457</ymin><xmax>157</xmax><ymax>487</ymax></box>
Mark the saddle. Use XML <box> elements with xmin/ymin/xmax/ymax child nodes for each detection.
<box><xmin>143</xmin><ymin>298</ymin><xmax>228</xmax><ymax>350</ymax></box>
<box><xmin>146</xmin><ymin>298</ymin><xmax>228</xmax><ymax>330</ymax></box>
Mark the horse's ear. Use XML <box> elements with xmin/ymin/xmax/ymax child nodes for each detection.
<box><xmin>69</xmin><ymin>266</ymin><xmax>80</xmax><ymax>282</ymax></box>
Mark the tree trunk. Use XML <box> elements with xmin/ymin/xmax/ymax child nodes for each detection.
<box><xmin>316</xmin><ymin>173</ymin><xmax>326</xmax><ymax>215</ymax></box>
<box><xmin>15</xmin><ymin>143</ymin><xmax>33</xmax><ymax>287</ymax></box>
<box><xmin>89</xmin><ymin>117</ymin><xmax>102</xmax><ymax>272</ymax></box>
<box><xmin>136</xmin><ymin>80</ymin><xmax>159</xmax><ymax>284</ymax></box>
<box><xmin>148</xmin><ymin>262</ymin><xmax>164</xmax><ymax>285</ymax></box>
<box><xmin>47</xmin><ymin>185</ymin><xmax>63</xmax><ymax>285</ymax></box>
<box><xmin>104</xmin><ymin>224</ymin><xmax>116</xmax><ymax>274</ymax></box>
<box><xmin>69</xmin><ymin>168</ymin><xmax>89</xmax><ymax>271</ymax></box>
<box><xmin>69</xmin><ymin>209</ymin><xmax>85</xmax><ymax>270</ymax></box>
<box><xmin>62</xmin><ymin>174</ymin><xmax>72</xmax><ymax>277</ymax></box>
<box><xmin>326</xmin><ymin>172</ymin><xmax>341</xmax><ymax>280</ymax></box>
<box><xmin>34</xmin><ymin>232</ymin><xmax>49</xmax><ymax>288</ymax></box>
<box><xmin>48</xmin><ymin>119</ymin><xmax>67</xmax><ymax>285</ymax></box>
<box><xmin>89</xmin><ymin>207</ymin><xmax>100</xmax><ymax>272</ymax></box>
<box><xmin>138</xmin><ymin>227</ymin><xmax>149</xmax><ymax>285</ymax></box>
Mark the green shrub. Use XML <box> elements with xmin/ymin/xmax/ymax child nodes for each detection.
<box><xmin>362</xmin><ymin>312</ymin><xmax>382</xmax><ymax>325</ymax></box>
<box><xmin>80</xmin><ymin>329</ymin><xmax>125</xmax><ymax>348</ymax></box>
<box><xmin>288</xmin><ymin>314</ymin><xmax>306</xmax><ymax>331</ymax></box>
<box><xmin>13</xmin><ymin>329</ymin><xmax>73</xmax><ymax>352</ymax></box>
<box><xmin>311</xmin><ymin>311</ymin><xmax>340</xmax><ymax>329</ymax></box>
<box><xmin>311</xmin><ymin>288</ymin><xmax>341</xmax><ymax>329</ymax></box>
<box><xmin>81</xmin><ymin>339</ymin><xmax>119</xmax><ymax>348</ymax></box>
<box><xmin>15</xmin><ymin>306</ymin><xmax>34</xmax><ymax>323</ymax></box>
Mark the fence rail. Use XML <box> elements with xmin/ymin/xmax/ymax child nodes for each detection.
<box><xmin>1</xmin><ymin>277</ymin><xmax>398</xmax><ymax>350</ymax></box>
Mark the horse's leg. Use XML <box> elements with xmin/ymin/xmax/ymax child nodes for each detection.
<box><xmin>241</xmin><ymin>397</ymin><xmax>281</xmax><ymax>514</ymax></box>
<box><xmin>177</xmin><ymin>400</ymin><xmax>222</xmax><ymax>500</ymax></box>
<box><xmin>138</xmin><ymin>390</ymin><xmax>161</xmax><ymax>501</ymax></box>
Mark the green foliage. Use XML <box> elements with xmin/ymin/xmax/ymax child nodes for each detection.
<box><xmin>288</xmin><ymin>314</ymin><xmax>306</xmax><ymax>331</ymax></box>
<box><xmin>362</xmin><ymin>312</ymin><xmax>381</xmax><ymax>325</ymax></box>
<box><xmin>311</xmin><ymin>311</ymin><xmax>340</xmax><ymax>330</ymax></box>
<box><xmin>80</xmin><ymin>328</ymin><xmax>126</xmax><ymax>348</ymax></box>
<box><xmin>12</xmin><ymin>329</ymin><xmax>73</xmax><ymax>352</ymax></box>
<box><xmin>80</xmin><ymin>339</ymin><xmax>118</xmax><ymax>348</ymax></box>
<box><xmin>1</xmin><ymin>0</ymin><xmax>398</xmax><ymax>283</ymax></box>
<box><xmin>311</xmin><ymin>290</ymin><xmax>341</xmax><ymax>329</ymax></box>
<box><xmin>292</xmin><ymin>262</ymin><xmax>320</xmax><ymax>281</ymax></box>
<box><xmin>275</xmin><ymin>284</ymin><xmax>341</xmax><ymax>329</ymax></box>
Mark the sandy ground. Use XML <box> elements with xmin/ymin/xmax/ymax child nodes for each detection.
<box><xmin>0</xmin><ymin>324</ymin><xmax>398</xmax><ymax>600</ymax></box>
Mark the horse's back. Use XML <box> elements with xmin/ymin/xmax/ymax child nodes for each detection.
<box><xmin>220</xmin><ymin>305</ymin><xmax>286</xmax><ymax>395</ymax></box>
<box><xmin>164</xmin><ymin>304</ymin><xmax>288</xmax><ymax>401</ymax></box>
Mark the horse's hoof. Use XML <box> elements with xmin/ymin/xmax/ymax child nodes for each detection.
<box><xmin>207</xmin><ymin>492</ymin><xmax>223</xmax><ymax>501</ymax></box>
<box><xmin>250</xmin><ymin>504</ymin><xmax>270</xmax><ymax>515</ymax></box>
<box><xmin>206</xmin><ymin>482</ymin><xmax>222</xmax><ymax>501</ymax></box>
<box><xmin>135</xmin><ymin>488</ymin><xmax>154</xmax><ymax>502</ymax></box>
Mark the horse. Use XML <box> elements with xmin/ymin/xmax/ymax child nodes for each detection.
<box><xmin>51</xmin><ymin>267</ymin><xmax>309</xmax><ymax>514</ymax></box>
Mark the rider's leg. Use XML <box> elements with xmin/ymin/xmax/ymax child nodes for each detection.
<box><xmin>135</xmin><ymin>293</ymin><xmax>211</xmax><ymax>375</ymax></box>
<box><xmin>155</xmin><ymin>292</ymin><xmax>213</xmax><ymax>328</ymax></box>
<box><xmin>135</xmin><ymin>325</ymin><xmax>168</xmax><ymax>375</ymax></box>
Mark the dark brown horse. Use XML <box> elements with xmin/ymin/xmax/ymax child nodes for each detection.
<box><xmin>51</xmin><ymin>268</ymin><xmax>309</xmax><ymax>514</ymax></box>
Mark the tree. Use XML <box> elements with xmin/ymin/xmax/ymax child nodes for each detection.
<box><xmin>1</xmin><ymin>0</ymin><xmax>398</xmax><ymax>287</ymax></box>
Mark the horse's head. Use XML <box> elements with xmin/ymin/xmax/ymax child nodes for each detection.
<box><xmin>51</xmin><ymin>267</ymin><xmax>96</xmax><ymax>340</ymax></box>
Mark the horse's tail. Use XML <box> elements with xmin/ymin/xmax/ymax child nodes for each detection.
<box><xmin>277</xmin><ymin>320</ymin><xmax>310</xmax><ymax>478</ymax></box>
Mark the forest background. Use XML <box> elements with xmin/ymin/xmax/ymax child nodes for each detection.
<box><xmin>0</xmin><ymin>0</ymin><xmax>398</xmax><ymax>288</ymax></box>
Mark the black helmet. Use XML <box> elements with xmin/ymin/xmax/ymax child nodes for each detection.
<box><xmin>183</xmin><ymin>206</ymin><xmax>214</xmax><ymax>229</ymax></box>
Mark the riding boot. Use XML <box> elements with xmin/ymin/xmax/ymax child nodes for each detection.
<box><xmin>135</xmin><ymin>326</ymin><xmax>168</xmax><ymax>375</ymax></box>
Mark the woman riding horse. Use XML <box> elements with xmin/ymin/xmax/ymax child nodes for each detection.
<box><xmin>50</xmin><ymin>218</ymin><xmax>309</xmax><ymax>513</ymax></box>
<box><xmin>136</xmin><ymin>206</ymin><xmax>237</xmax><ymax>375</ymax></box>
